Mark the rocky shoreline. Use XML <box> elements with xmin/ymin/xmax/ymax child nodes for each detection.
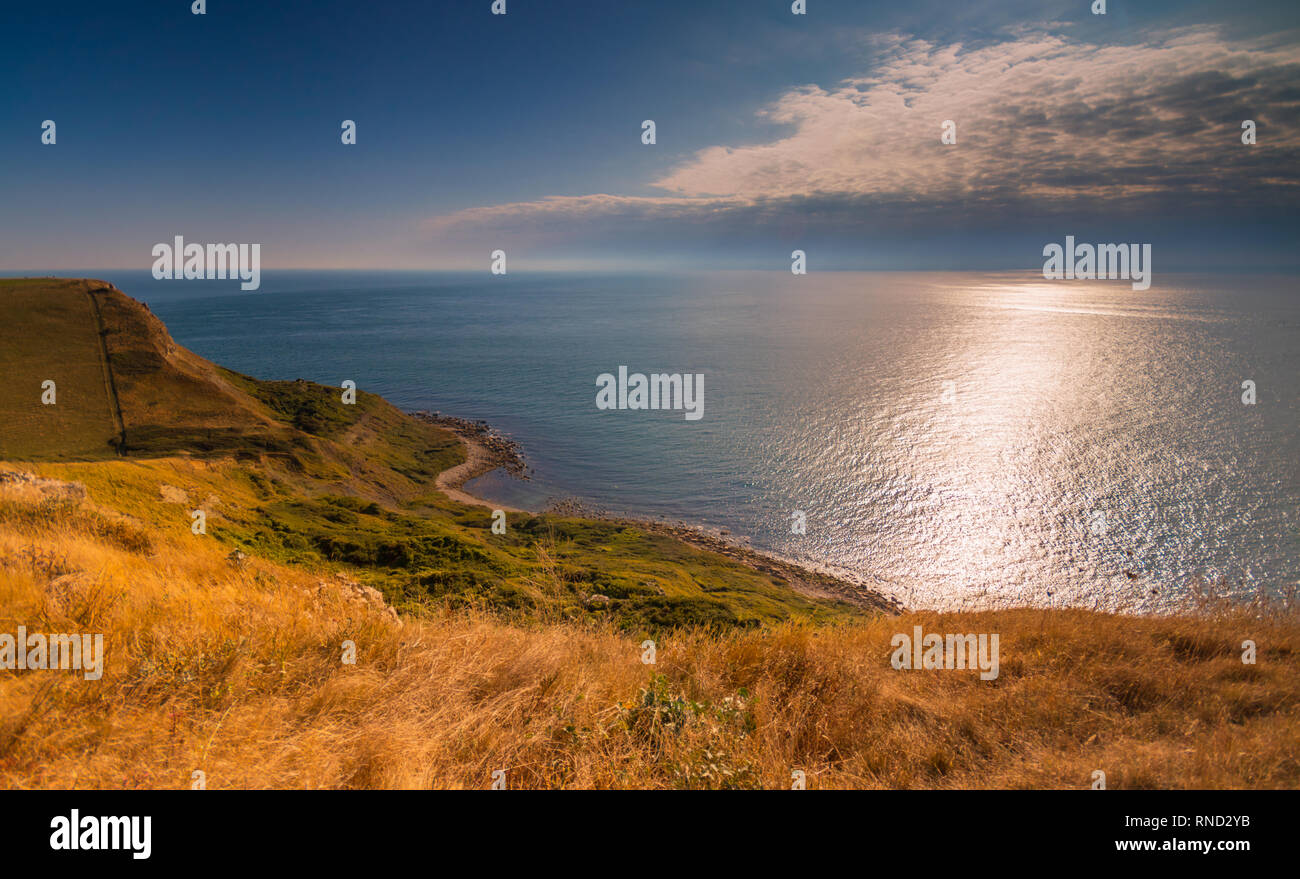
<box><xmin>635</xmin><ymin>519</ymin><xmax>903</xmax><ymax>613</ymax></box>
<box><xmin>547</xmin><ymin>496</ymin><xmax>901</xmax><ymax>613</ymax></box>
<box><xmin>410</xmin><ymin>410</ymin><xmax>528</xmax><ymax>477</ymax></box>
<box><xmin>411</xmin><ymin>411</ymin><xmax>902</xmax><ymax>614</ymax></box>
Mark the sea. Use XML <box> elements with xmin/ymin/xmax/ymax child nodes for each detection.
<box><xmin>30</xmin><ymin>269</ymin><xmax>1299</xmax><ymax>611</ymax></box>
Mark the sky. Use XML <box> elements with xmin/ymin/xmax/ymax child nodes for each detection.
<box><xmin>1</xmin><ymin>0</ymin><xmax>1297</xmax><ymax>271</ymax></box>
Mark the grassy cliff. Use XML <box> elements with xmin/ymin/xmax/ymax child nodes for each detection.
<box><xmin>1</xmin><ymin>278</ymin><xmax>1297</xmax><ymax>789</ymax></box>
<box><xmin>0</xmin><ymin>279</ymin><xmax>865</xmax><ymax>630</ymax></box>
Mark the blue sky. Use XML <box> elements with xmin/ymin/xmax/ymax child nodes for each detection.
<box><xmin>2</xmin><ymin>0</ymin><xmax>1297</xmax><ymax>270</ymax></box>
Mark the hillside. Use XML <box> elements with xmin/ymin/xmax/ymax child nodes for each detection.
<box><xmin>0</xmin><ymin>278</ymin><xmax>878</xmax><ymax>629</ymax></box>
<box><xmin>0</xmin><ymin>279</ymin><xmax>124</xmax><ymax>459</ymax></box>
<box><xmin>1</xmin><ymin>278</ymin><xmax>1297</xmax><ymax>789</ymax></box>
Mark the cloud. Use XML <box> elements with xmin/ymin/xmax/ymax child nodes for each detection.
<box><xmin>423</xmin><ymin>25</ymin><xmax>1300</xmax><ymax>247</ymax></box>
<box><xmin>423</xmin><ymin>193</ymin><xmax>751</xmax><ymax>233</ymax></box>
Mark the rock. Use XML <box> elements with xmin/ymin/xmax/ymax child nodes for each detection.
<box><xmin>0</xmin><ymin>469</ymin><xmax>87</xmax><ymax>500</ymax></box>
<box><xmin>313</xmin><ymin>573</ymin><xmax>401</xmax><ymax>621</ymax></box>
<box><xmin>159</xmin><ymin>484</ymin><xmax>188</xmax><ymax>504</ymax></box>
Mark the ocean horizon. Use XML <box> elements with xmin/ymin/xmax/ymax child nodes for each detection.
<box><xmin>21</xmin><ymin>268</ymin><xmax>1297</xmax><ymax>612</ymax></box>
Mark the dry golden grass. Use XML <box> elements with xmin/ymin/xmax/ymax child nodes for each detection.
<box><xmin>1</xmin><ymin>472</ymin><xmax>1297</xmax><ymax>790</ymax></box>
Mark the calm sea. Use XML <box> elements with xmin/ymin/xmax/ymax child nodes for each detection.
<box><xmin>52</xmin><ymin>270</ymin><xmax>1300</xmax><ymax>611</ymax></box>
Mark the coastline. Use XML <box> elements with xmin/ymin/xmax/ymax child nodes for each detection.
<box><xmin>417</xmin><ymin>409</ymin><xmax>904</xmax><ymax>614</ymax></box>
<box><xmin>626</xmin><ymin>516</ymin><xmax>904</xmax><ymax>614</ymax></box>
<box><xmin>412</xmin><ymin>410</ymin><xmax>532</xmax><ymax>513</ymax></box>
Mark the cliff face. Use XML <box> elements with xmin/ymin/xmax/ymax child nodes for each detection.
<box><xmin>0</xmin><ymin>278</ymin><xmax>420</xmax><ymax>468</ymax></box>
<box><xmin>0</xmin><ymin>278</ymin><xmax>128</xmax><ymax>460</ymax></box>
<box><xmin>0</xmin><ymin>278</ymin><xmax>469</xmax><ymax>497</ymax></box>
<box><xmin>0</xmin><ymin>278</ymin><xmax>278</xmax><ymax>460</ymax></box>
<box><xmin>87</xmin><ymin>281</ymin><xmax>289</xmax><ymax>456</ymax></box>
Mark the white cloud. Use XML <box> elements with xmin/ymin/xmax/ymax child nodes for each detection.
<box><xmin>653</xmin><ymin>26</ymin><xmax>1299</xmax><ymax>201</ymax></box>
<box><xmin>424</xmin><ymin>26</ymin><xmax>1299</xmax><ymax>241</ymax></box>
